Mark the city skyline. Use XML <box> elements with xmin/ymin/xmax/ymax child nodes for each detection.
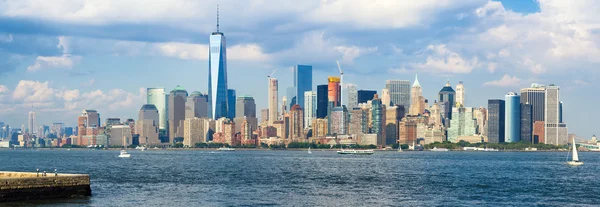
<box><xmin>0</xmin><ymin>0</ymin><xmax>598</xmax><ymax>138</ymax></box>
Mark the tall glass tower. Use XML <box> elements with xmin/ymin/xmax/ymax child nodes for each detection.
<box><xmin>208</xmin><ymin>8</ymin><xmax>228</xmax><ymax>120</ymax></box>
<box><xmin>147</xmin><ymin>88</ymin><xmax>167</xmax><ymax>131</ymax></box>
<box><xmin>505</xmin><ymin>92</ymin><xmax>520</xmax><ymax>143</ymax></box>
<box><xmin>294</xmin><ymin>65</ymin><xmax>312</xmax><ymax>109</ymax></box>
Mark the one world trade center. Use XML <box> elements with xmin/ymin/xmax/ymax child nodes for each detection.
<box><xmin>208</xmin><ymin>8</ymin><xmax>228</xmax><ymax>119</ymax></box>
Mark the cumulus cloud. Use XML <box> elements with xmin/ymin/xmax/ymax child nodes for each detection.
<box><xmin>27</xmin><ymin>55</ymin><xmax>80</xmax><ymax>72</ymax></box>
<box><xmin>483</xmin><ymin>75</ymin><xmax>521</xmax><ymax>87</ymax></box>
<box><xmin>411</xmin><ymin>44</ymin><xmax>479</xmax><ymax>74</ymax></box>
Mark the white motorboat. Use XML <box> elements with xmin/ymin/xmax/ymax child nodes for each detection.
<box><xmin>430</xmin><ymin>147</ymin><xmax>449</xmax><ymax>152</ymax></box>
<box><xmin>308</xmin><ymin>147</ymin><xmax>312</xmax><ymax>154</ymax></box>
<box><xmin>567</xmin><ymin>138</ymin><xmax>583</xmax><ymax>166</ymax></box>
<box><xmin>217</xmin><ymin>147</ymin><xmax>235</xmax><ymax>151</ymax></box>
<box><xmin>118</xmin><ymin>150</ymin><xmax>131</xmax><ymax>158</ymax></box>
<box><xmin>337</xmin><ymin>149</ymin><xmax>374</xmax><ymax>155</ymax></box>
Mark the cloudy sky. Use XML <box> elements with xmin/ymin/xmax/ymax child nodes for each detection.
<box><xmin>0</xmin><ymin>0</ymin><xmax>598</xmax><ymax>138</ymax></box>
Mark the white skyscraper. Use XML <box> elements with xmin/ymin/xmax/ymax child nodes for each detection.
<box><xmin>544</xmin><ymin>85</ymin><xmax>568</xmax><ymax>145</ymax></box>
<box><xmin>268</xmin><ymin>78</ymin><xmax>278</xmax><ymax>125</ymax></box>
<box><xmin>304</xmin><ymin>91</ymin><xmax>317</xmax><ymax>128</ymax></box>
<box><xmin>347</xmin><ymin>84</ymin><xmax>358</xmax><ymax>109</ymax></box>
<box><xmin>28</xmin><ymin>106</ymin><xmax>36</xmax><ymax>135</ymax></box>
<box><xmin>456</xmin><ymin>81</ymin><xmax>465</xmax><ymax>107</ymax></box>
<box><xmin>381</xmin><ymin>88</ymin><xmax>390</xmax><ymax>107</ymax></box>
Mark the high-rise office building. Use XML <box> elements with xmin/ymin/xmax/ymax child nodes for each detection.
<box><xmin>409</xmin><ymin>74</ymin><xmax>424</xmax><ymax>115</ymax></box>
<box><xmin>505</xmin><ymin>92</ymin><xmax>520</xmax><ymax>143</ymax></box>
<box><xmin>520</xmin><ymin>83</ymin><xmax>545</xmax><ymax>122</ymax></box>
<box><xmin>371</xmin><ymin>94</ymin><xmax>385</xmax><ymax>146</ymax></box>
<box><xmin>286</xmin><ymin>87</ymin><xmax>296</xmax><ymax>109</ymax></box>
<box><xmin>304</xmin><ymin>91</ymin><xmax>316</xmax><ymax>128</ymax></box>
<box><xmin>544</xmin><ymin>85</ymin><xmax>568</xmax><ymax>145</ymax></box>
<box><xmin>329</xmin><ymin>106</ymin><xmax>348</xmax><ymax>135</ymax></box>
<box><xmin>328</xmin><ymin>77</ymin><xmax>341</xmax><ymax>107</ymax></box>
<box><xmin>81</xmin><ymin>109</ymin><xmax>100</xmax><ymax>128</ymax></box>
<box><xmin>385</xmin><ymin>105</ymin><xmax>405</xmax><ymax>145</ymax></box>
<box><xmin>438</xmin><ymin>81</ymin><xmax>456</xmax><ymax>120</ymax></box>
<box><xmin>186</xmin><ymin>91</ymin><xmax>209</xmax><ymax>119</ymax></box>
<box><xmin>208</xmin><ymin>10</ymin><xmax>228</xmax><ymax>120</ymax></box>
<box><xmin>28</xmin><ymin>106</ymin><xmax>36</xmax><ymax>135</ymax></box>
<box><xmin>268</xmin><ymin>78</ymin><xmax>278</xmax><ymax>125</ymax></box>
<box><xmin>520</xmin><ymin>102</ymin><xmax>533</xmax><ymax>143</ymax></box>
<box><xmin>316</xmin><ymin>85</ymin><xmax>329</xmax><ymax>119</ymax></box>
<box><xmin>147</xmin><ymin>88</ymin><xmax>168</xmax><ymax>131</ymax></box>
<box><xmin>385</xmin><ymin>80</ymin><xmax>410</xmax><ymax>108</ymax></box>
<box><xmin>288</xmin><ymin>104</ymin><xmax>304</xmax><ymax>141</ymax></box>
<box><xmin>347</xmin><ymin>84</ymin><xmax>358</xmax><ymax>109</ymax></box>
<box><xmin>260</xmin><ymin>109</ymin><xmax>269</xmax><ymax>124</ymax></box>
<box><xmin>357</xmin><ymin>90</ymin><xmax>377</xmax><ymax>104</ymax></box>
<box><xmin>234</xmin><ymin>95</ymin><xmax>257</xmax><ymax>133</ymax></box>
<box><xmin>169</xmin><ymin>85</ymin><xmax>188</xmax><ymax>141</ymax></box>
<box><xmin>447</xmin><ymin>107</ymin><xmax>476</xmax><ymax>143</ymax></box>
<box><xmin>456</xmin><ymin>81</ymin><xmax>465</xmax><ymax>107</ymax></box>
<box><xmin>381</xmin><ymin>88</ymin><xmax>390</xmax><ymax>107</ymax></box>
<box><xmin>183</xmin><ymin>117</ymin><xmax>207</xmax><ymax>147</ymax></box>
<box><xmin>487</xmin><ymin>100</ymin><xmax>505</xmax><ymax>143</ymax></box>
<box><xmin>294</xmin><ymin>65</ymin><xmax>312</xmax><ymax>109</ymax></box>
<box><xmin>227</xmin><ymin>89</ymin><xmax>236</xmax><ymax>119</ymax></box>
<box><xmin>138</xmin><ymin>104</ymin><xmax>160</xmax><ymax>145</ymax></box>
<box><xmin>110</xmin><ymin>125</ymin><xmax>132</xmax><ymax>147</ymax></box>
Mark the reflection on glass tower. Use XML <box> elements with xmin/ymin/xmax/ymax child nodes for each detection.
<box><xmin>208</xmin><ymin>7</ymin><xmax>228</xmax><ymax>119</ymax></box>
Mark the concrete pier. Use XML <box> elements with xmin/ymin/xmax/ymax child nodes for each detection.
<box><xmin>0</xmin><ymin>171</ymin><xmax>91</xmax><ymax>202</ymax></box>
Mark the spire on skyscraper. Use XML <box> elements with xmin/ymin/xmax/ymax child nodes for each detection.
<box><xmin>446</xmin><ymin>79</ymin><xmax>451</xmax><ymax>87</ymax></box>
<box><xmin>216</xmin><ymin>5</ymin><xmax>219</xmax><ymax>33</ymax></box>
<box><xmin>412</xmin><ymin>74</ymin><xmax>421</xmax><ymax>87</ymax></box>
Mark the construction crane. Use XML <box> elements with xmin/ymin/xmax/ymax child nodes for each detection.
<box><xmin>336</xmin><ymin>60</ymin><xmax>344</xmax><ymax>107</ymax></box>
<box><xmin>267</xmin><ymin>68</ymin><xmax>279</xmax><ymax>78</ymax></box>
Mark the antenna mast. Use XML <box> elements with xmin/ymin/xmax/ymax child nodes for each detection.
<box><xmin>216</xmin><ymin>5</ymin><xmax>220</xmax><ymax>33</ymax></box>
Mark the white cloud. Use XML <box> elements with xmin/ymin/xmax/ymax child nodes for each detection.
<box><xmin>12</xmin><ymin>80</ymin><xmax>55</xmax><ymax>102</ymax></box>
<box><xmin>0</xmin><ymin>33</ymin><xmax>13</xmax><ymax>43</ymax></box>
<box><xmin>411</xmin><ymin>44</ymin><xmax>479</xmax><ymax>74</ymax></box>
<box><xmin>0</xmin><ymin>85</ymin><xmax>10</xmax><ymax>94</ymax></box>
<box><xmin>334</xmin><ymin>46</ymin><xmax>378</xmax><ymax>64</ymax></box>
<box><xmin>483</xmin><ymin>75</ymin><xmax>521</xmax><ymax>87</ymax></box>
<box><xmin>57</xmin><ymin>36</ymin><xmax>70</xmax><ymax>54</ymax></box>
<box><xmin>155</xmin><ymin>42</ymin><xmax>208</xmax><ymax>60</ymax></box>
<box><xmin>27</xmin><ymin>54</ymin><xmax>80</xmax><ymax>72</ymax></box>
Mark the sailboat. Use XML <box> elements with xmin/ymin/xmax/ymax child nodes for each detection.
<box><xmin>397</xmin><ymin>145</ymin><xmax>403</xmax><ymax>152</ymax></box>
<box><xmin>308</xmin><ymin>147</ymin><xmax>312</xmax><ymax>154</ymax></box>
<box><xmin>567</xmin><ymin>138</ymin><xmax>583</xmax><ymax>166</ymax></box>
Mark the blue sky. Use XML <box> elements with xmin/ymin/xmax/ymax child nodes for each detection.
<box><xmin>0</xmin><ymin>0</ymin><xmax>598</xmax><ymax>138</ymax></box>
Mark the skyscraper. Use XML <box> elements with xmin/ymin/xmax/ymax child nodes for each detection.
<box><xmin>505</xmin><ymin>92</ymin><xmax>520</xmax><ymax>143</ymax></box>
<box><xmin>304</xmin><ymin>91</ymin><xmax>316</xmax><ymax>128</ymax></box>
<box><xmin>286</xmin><ymin>87</ymin><xmax>296</xmax><ymax>108</ymax></box>
<box><xmin>316</xmin><ymin>85</ymin><xmax>328</xmax><ymax>119</ymax></box>
<box><xmin>347</xmin><ymin>84</ymin><xmax>358</xmax><ymax>109</ymax></box>
<box><xmin>357</xmin><ymin>90</ymin><xmax>377</xmax><ymax>104</ymax></box>
<box><xmin>169</xmin><ymin>85</ymin><xmax>188</xmax><ymax>141</ymax></box>
<box><xmin>294</xmin><ymin>65</ymin><xmax>312</xmax><ymax>109</ymax></box>
<box><xmin>81</xmin><ymin>109</ymin><xmax>100</xmax><ymax>128</ymax></box>
<box><xmin>447</xmin><ymin>107</ymin><xmax>476</xmax><ymax>143</ymax></box>
<box><xmin>186</xmin><ymin>91</ymin><xmax>209</xmax><ymax>119</ymax></box>
<box><xmin>385</xmin><ymin>80</ymin><xmax>410</xmax><ymax>108</ymax></box>
<box><xmin>409</xmin><ymin>74</ymin><xmax>424</xmax><ymax>115</ymax></box>
<box><xmin>381</xmin><ymin>88</ymin><xmax>390</xmax><ymax>107</ymax></box>
<box><xmin>488</xmin><ymin>100</ymin><xmax>505</xmax><ymax>143</ymax></box>
<box><xmin>138</xmin><ymin>104</ymin><xmax>160</xmax><ymax>145</ymax></box>
<box><xmin>234</xmin><ymin>95</ymin><xmax>258</xmax><ymax>133</ymax></box>
<box><xmin>520</xmin><ymin>84</ymin><xmax>545</xmax><ymax>122</ymax></box>
<box><xmin>28</xmin><ymin>106</ymin><xmax>35</xmax><ymax>135</ymax></box>
<box><xmin>268</xmin><ymin>78</ymin><xmax>278</xmax><ymax>125</ymax></box>
<box><xmin>544</xmin><ymin>85</ymin><xmax>568</xmax><ymax>145</ymax></box>
<box><xmin>208</xmin><ymin>9</ymin><xmax>228</xmax><ymax>120</ymax></box>
<box><xmin>520</xmin><ymin>102</ymin><xmax>533</xmax><ymax>143</ymax></box>
<box><xmin>456</xmin><ymin>81</ymin><xmax>465</xmax><ymax>107</ymax></box>
<box><xmin>330</xmin><ymin>106</ymin><xmax>348</xmax><ymax>135</ymax></box>
<box><xmin>438</xmin><ymin>81</ymin><xmax>456</xmax><ymax>120</ymax></box>
<box><xmin>371</xmin><ymin>94</ymin><xmax>385</xmax><ymax>146</ymax></box>
<box><xmin>227</xmin><ymin>89</ymin><xmax>236</xmax><ymax>119</ymax></box>
<box><xmin>288</xmin><ymin>104</ymin><xmax>304</xmax><ymax>141</ymax></box>
<box><xmin>328</xmin><ymin>77</ymin><xmax>341</xmax><ymax>107</ymax></box>
<box><xmin>147</xmin><ymin>88</ymin><xmax>168</xmax><ymax>132</ymax></box>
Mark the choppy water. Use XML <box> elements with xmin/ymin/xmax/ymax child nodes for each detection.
<box><xmin>1</xmin><ymin>149</ymin><xmax>599</xmax><ymax>206</ymax></box>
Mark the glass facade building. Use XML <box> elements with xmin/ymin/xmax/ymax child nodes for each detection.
<box><xmin>316</xmin><ymin>85</ymin><xmax>329</xmax><ymax>119</ymax></box>
<box><xmin>520</xmin><ymin>102</ymin><xmax>533</xmax><ymax>143</ymax></box>
<box><xmin>505</xmin><ymin>92</ymin><xmax>520</xmax><ymax>143</ymax></box>
<box><xmin>357</xmin><ymin>90</ymin><xmax>377</xmax><ymax>104</ymax></box>
<box><xmin>227</xmin><ymin>89</ymin><xmax>236</xmax><ymax>120</ymax></box>
<box><xmin>385</xmin><ymin>80</ymin><xmax>410</xmax><ymax>108</ymax></box>
<box><xmin>304</xmin><ymin>91</ymin><xmax>317</xmax><ymax>128</ymax></box>
<box><xmin>169</xmin><ymin>85</ymin><xmax>188</xmax><ymax>141</ymax></box>
<box><xmin>294</xmin><ymin>65</ymin><xmax>312</xmax><ymax>109</ymax></box>
<box><xmin>209</xmin><ymin>30</ymin><xmax>228</xmax><ymax>120</ymax></box>
<box><xmin>447</xmin><ymin>107</ymin><xmax>476</xmax><ymax>143</ymax></box>
<box><xmin>488</xmin><ymin>99</ymin><xmax>505</xmax><ymax>143</ymax></box>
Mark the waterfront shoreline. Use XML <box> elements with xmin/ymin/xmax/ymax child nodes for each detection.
<box><xmin>1</xmin><ymin>148</ymin><xmax>591</xmax><ymax>152</ymax></box>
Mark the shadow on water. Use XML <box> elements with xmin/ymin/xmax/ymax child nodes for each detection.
<box><xmin>2</xmin><ymin>196</ymin><xmax>91</xmax><ymax>207</ymax></box>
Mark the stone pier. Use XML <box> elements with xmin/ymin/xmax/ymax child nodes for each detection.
<box><xmin>0</xmin><ymin>171</ymin><xmax>91</xmax><ymax>202</ymax></box>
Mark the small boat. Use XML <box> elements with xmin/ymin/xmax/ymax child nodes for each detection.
<box><xmin>217</xmin><ymin>147</ymin><xmax>235</xmax><ymax>151</ymax></box>
<box><xmin>430</xmin><ymin>147</ymin><xmax>449</xmax><ymax>152</ymax></box>
<box><xmin>567</xmin><ymin>138</ymin><xmax>583</xmax><ymax>166</ymax></box>
<box><xmin>118</xmin><ymin>150</ymin><xmax>131</xmax><ymax>158</ymax></box>
<box><xmin>398</xmin><ymin>145</ymin><xmax>403</xmax><ymax>152</ymax></box>
<box><xmin>308</xmin><ymin>147</ymin><xmax>312</xmax><ymax>154</ymax></box>
<box><xmin>337</xmin><ymin>149</ymin><xmax>374</xmax><ymax>155</ymax></box>
<box><xmin>67</xmin><ymin>148</ymin><xmax>71</xmax><ymax>151</ymax></box>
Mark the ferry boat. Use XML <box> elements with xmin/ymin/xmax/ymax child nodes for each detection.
<box><xmin>430</xmin><ymin>147</ymin><xmax>449</xmax><ymax>152</ymax></box>
<box><xmin>217</xmin><ymin>147</ymin><xmax>235</xmax><ymax>151</ymax></box>
<box><xmin>337</xmin><ymin>149</ymin><xmax>374</xmax><ymax>155</ymax></box>
<box><xmin>118</xmin><ymin>150</ymin><xmax>131</xmax><ymax>158</ymax></box>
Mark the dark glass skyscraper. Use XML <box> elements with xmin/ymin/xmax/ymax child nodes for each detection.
<box><xmin>488</xmin><ymin>99</ymin><xmax>505</xmax><ymax>143</ymax></box>
<box><xmin>520</xmin><ymin>102</ymin><xmax>533</xmax><ymax>143</ymax></box>
<box><xmin>438</xmin><ymin>81</ymin><xmax>456</xmax><ymax>120</ymax></box>
<box><xmin>294</xmin><ymin>65</ymin><xmax>312</xmax><ymax>109</ymax></box>
<box><xmin>169</xmin><ymin>85</ymin><xmax>188</xmax><ymax>141</ymax></box>
<box><xmin>227</xmin><ymin>89</ymin><xmax>236</xmax><ymax>119</ymax></box>
<box><xmin>208</xmin><ymin>12</ymin><xmax>228</xmax><ymax>120</ymax></box>
<box><xmin>357</xmin><ymin>90</ymin><xmax>377</xmax><ymax>104</ymax></box>
<box><xmin>316</xmin><ymin>85</ymin><xmax>328</xmax><ymax>118</ymax></box>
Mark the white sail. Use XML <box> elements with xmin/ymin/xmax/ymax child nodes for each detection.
<box><xmin>572</xmin><ymin>138</ymin><xmax>579</xmax><ymax>161</ymax></box>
